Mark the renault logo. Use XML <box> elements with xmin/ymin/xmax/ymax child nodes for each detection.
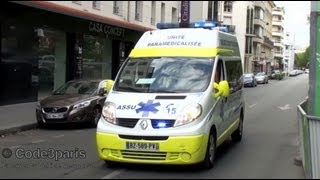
<box><xmin>139</xmin><ymin>120</ymin><xmax>148</xmax><ymax>130</ymax></box>
<box><xmin>52</xmin><ymin>107</ymin><xmax>59</xmax><ymax>113</ymax></box>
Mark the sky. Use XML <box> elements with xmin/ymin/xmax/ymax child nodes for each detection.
<box><xmin>274</xmin><ymin>1</ymin><xmax>311</xmax><ymax>49</ymax></box>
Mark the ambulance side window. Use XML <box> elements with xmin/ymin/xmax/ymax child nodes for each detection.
<box><xmin>225</xmin><ymin>60</ymin><xmax>243</xmax><ymax>93</ymax></box>
<box><xmin>214</xmin><ymin>59</ymin><xmax>225</xmax><ymax>84</ymax></box>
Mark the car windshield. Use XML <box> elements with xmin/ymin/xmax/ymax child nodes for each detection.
<box><xmin>243</xmin><ymin>74</ymin><xmax>253</xmax><ymax>80</ymax></box>
<box><xmin>114</xmin><ymin>57</ymin><xmax>214</xmax><ymax>93</ymax></box>
<box><xmin>52</xmin><ymin>81</ymin><xmax>99</xmax><ymax>95</ymax></box>
<box><xmin>256</xmin><ymin>72</ymin><xmax>265</xmax><ymax>76</ymax></box>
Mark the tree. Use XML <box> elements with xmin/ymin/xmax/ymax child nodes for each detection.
<box><xmin>295</xmin><ymin>46</ymin><xmax>310</xmax><ymax>68</ymax></box>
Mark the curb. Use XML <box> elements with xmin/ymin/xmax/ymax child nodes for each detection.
<box><xmin>0</xmin><ymin>123</ymin><xmax>38</xmax><ymax>136</ymax></box>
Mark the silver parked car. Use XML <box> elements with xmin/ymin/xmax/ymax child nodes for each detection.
<box><xmin>255</xmin><ymin>72</ymin><xmax>268</xmax><ymax>84</ymax></box>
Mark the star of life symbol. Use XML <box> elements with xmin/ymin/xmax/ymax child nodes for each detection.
<box><xmin>136</xmin><ymin>100</ymin><xmax>161</xmax><ymax>117</ymax></box>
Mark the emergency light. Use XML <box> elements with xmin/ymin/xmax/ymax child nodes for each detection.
<box><xmin>156</xmin><ymin>21</ymin><xmax>230</xmax><ymax>33</ymax></box>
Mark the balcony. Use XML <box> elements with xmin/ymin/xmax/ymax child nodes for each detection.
<box><xmin>274</xmin><ymin>51</ymin><xmax>283</xmax><ymax>58</ymax></box>
<box><xmin>264</xmin><ymin>36</ymin><xmax>274</xmax><ymax>48</ymax></box>
<box><xmin>253</xmin><ymin>36</ymin><xmax>264</xmax><ymax>44</ymax></box>
<box><xmin>274</xmin><ymin>41</ymin><xmax>284</xmax><ymax>48</ymax></box>
<box><xmin>272</xmin><ymin>20</ymin><xmax>283</xmax><ymax>27</ymax></box>
<box><xmin>272</xmin><ymin>31</ymin><xmax>283</xmax><ymax>37</ymax></box>
<box><xmin>254</xmin><ymin>17</ymin><xmax>265</xmax><ymax>27</ymax></box>
<box><xmin>254</xmin><ymin>1</ymin><xmax>265</xmax><ymax>10</ymax></box>
<box><xmin>272</xmin><ymin>10</ymin><xmax>284</xmax><ymax>16</ymax></box>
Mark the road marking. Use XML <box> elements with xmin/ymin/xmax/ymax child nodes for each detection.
<box><xmin>31</xmin><ymin>140</ymin><xmax>45</xmax><ymax>144</ymax></box>
<box><xmin>52</xmin><ymin>135</ymin><xmax>64</xmax><ymax>138</ymax></box>
<box><xmin>278</xmin><ymin>104</ymin><xmax>291</xmax><ymax>111</ymax></box>
<box><xmin>101</xmin><ymin>170</ymin><xmax>125</xmax><ymax>179</ymax></box>
<box><xmin>249</xmin><ymin>103</ymin><xmax>257</xmax><ymax>108</ymax></box>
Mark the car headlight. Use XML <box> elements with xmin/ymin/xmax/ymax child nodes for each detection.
<box><xmin>174</xmin><ymin>104</ymin><xmax>202</xmax><ymax>127</ymax></box>
<box><xmin>102</xmin><ymin>102</ymin><xmax>116</xmax><ymax>124</ymax></box>
<box><xmin>73</xmin><ymin>101</ymin><xmax>91</xmax><ymax>110</ymax></box>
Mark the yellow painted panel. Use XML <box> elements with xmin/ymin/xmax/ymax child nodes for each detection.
<box><xmin>129</xmin><ymin>48</ymin><xmax>234</xmax><ymax>58</ymax></box>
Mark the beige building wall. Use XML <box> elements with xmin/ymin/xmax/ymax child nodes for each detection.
<box><xmin>48</xmin><ymin>1</ymin><xmax>181</xmax><ymax>29</ymax></box>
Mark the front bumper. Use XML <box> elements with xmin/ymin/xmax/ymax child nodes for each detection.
<box><xmin>36</xmin><ymin>107</ymin><xmax>92</xmax><ymax>124</ymax></box>
<box><xmin>96</xmin><ymin>132</ymin><xmax>208</xmax><ymax>165</ymax></box>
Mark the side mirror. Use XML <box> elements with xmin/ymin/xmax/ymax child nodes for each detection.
<box><xmin>98</xmin><ymin>88</ymin><xmax>106</xmax><ymax>96</ymax></box>
<box><xmin>214</xmin><ymin>80</ymin><xmax>230</xmax><ymax>98</ymax></box>
<box><xmin>105</xmin><ymin>80</ymin><xmax>114</xmax><ymax>94</ymax></box>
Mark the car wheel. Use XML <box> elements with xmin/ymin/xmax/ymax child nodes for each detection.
<box><xmin>200</xmin><ymin>130</ymin><xmax>216</xmax><ymax>169</ymax></box>
<box><xmin>104</xmin><ymin>160</ymin><xmax>119</xmax><ymax>168</ymax></box>
<box><xmin>37</xmin><ymin>121</ymin><xmax>46</xmax><ymax>128</ymax></box>
<box><xmin>231</xmin><ymin>115</ymin><xmax>243</xmax><ymax>142</ymax></box>
<box><xmin>91</xmin><ymin>106</ymin><xmax>102</xmax><ymax>127</ymax></box>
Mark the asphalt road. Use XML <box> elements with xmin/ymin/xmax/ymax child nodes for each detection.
<box><xmin>0</xmin><ymin>74</ymin><xmax>309</xmax><ymax>179</ymax></box>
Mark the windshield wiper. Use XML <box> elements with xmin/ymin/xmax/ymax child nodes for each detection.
<box><xmin>116</xmin><ymin>86</ymin><xmax>144</xmax><ymax>92</ymax></box>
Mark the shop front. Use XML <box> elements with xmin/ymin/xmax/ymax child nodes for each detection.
<box><xmin>0</xmin><ymin>2</ymin><xmax>144</xmax><ymax>106</ymax></box>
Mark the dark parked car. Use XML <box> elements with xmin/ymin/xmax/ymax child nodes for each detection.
<box><xmin>243</xmin><ymin>73</ymin><xmax>257</xmax><ymax>87</ymax></box>
<box><xmin>255</xmin><ymin>72</ymin><xmax>268</xmax><ymax>84</ymax></box>
<box><xmin>36</xmin><ymin>79</ymin><xmax>110</xmax><ymax>127</ymax></box>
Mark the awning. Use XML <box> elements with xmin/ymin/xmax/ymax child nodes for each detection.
<box><xmin>11</xmin><ymin>1</ymin><xmax>154</xmax><ymax>32</ymax></box>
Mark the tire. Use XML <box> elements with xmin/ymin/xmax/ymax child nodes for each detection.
<box><xmin>37</xmin><ymin>121</ymin><xmax>46</xmax><ymax>128</ymax></box>
<box><xmin>231</xmin><ymin>115</ymin><xmax>243</xmax><ymax>142</ymax></box>
<box><xmin>104</xmin><ymin>160</ymin><xmax>119</xmax><ymax>168</ymax></box>
<box><xmin>200</xmin><ymin>130</ymin><xmax>216</xmax><ymax>169</ymax></box>
<box><xmin>91</xmin><ymin>106</ymin><xmax>102</xmax><ymax>127</ymax></box>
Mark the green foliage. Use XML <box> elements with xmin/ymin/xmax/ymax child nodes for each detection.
<box><xmin>295</xmin><ymin>46</ymin><xmax>310</xmax><ymax>68</ymax></box>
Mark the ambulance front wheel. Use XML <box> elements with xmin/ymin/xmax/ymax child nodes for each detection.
<box><xmin>201</xmin><ymin>130</ymin><xmax>216</xmax><ymax>169</ymax></box>
<box><xmin>104</xmin><ymin>160</ymin><xmax>119</xmax><ymax>168</ymax></box>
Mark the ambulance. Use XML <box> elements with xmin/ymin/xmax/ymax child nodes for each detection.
<box><xmin>96</xmin><ymin>21</ymin><xmax>245</xmax><ymax>169</ymax></box>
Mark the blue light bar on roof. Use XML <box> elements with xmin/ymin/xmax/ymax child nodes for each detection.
<box><xmin>156</xmin><ymin>21</ymin><xmax>232</xmax><ymax>33</ymax></box>
<box><xmin>192</xmin><ymin>21</ymin><xmax>217</xmax><ymax>28</ymax></box>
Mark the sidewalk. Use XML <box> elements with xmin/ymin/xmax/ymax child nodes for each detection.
<box><xmin>0</xmin><ymin>102</ymin><xmax>38</xmax><ymax>136</ymax></box>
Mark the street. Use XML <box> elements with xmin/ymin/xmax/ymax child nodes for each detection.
<box><xmin>0</xmin><ymin>74</ymin><xmax>308</xmax><ymax>179</ymax></box>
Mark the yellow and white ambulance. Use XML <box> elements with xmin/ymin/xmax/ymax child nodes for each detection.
<box><xmin>96</xmin><ymin>22</ymin><xmax>245</xmax><ymax>169</ymax></box>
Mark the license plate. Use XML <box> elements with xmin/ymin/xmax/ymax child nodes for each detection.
<box><xmin>46</xmin><ymin>113</ymin><xmax>64</xmax><ymax>119</ymax></box>
<box><xmin>126</xmin><ymin>142</ymin><xmax>159</xmax><ymax>151</ymax></box>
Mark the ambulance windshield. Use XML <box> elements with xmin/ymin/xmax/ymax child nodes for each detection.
<box><xmin>114</xmin><ymin>57</ymin><xmax>213</xmax><ymax>93</ymax></box>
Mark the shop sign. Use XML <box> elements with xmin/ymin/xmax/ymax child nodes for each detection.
<box><xmin>89</xmin><ymin>22</ymin><xmax>125</xmax><ymax>37</ymax></box>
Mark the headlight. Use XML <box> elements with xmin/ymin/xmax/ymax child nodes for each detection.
<box><xmin>73</xmin><ymin>101</ymin><xmax>91</xmax><ymax>110</ymax></box>
<box><xmin>174</xmin><ymin>104</ymin><xmax>202</xmax><ymax>127</ymax></box>
<box><xmin>102</xmin><ymin>102</ymin><xmax>116</xmax><ymax>124</ymax></box>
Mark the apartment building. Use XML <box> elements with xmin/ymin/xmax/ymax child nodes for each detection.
<box><xmin>0</xmin><ymin>1</ymin><xmax>180</xmax><ymax>106</ymax></box>
<box><xmin>190</xmin><ymin>1</ymin><xmax>277</xmax><ymax>74</ymax></box>
<box><xmin>251</xmin><ymin>1</ymin><xmax>276</xmax><ymax>74</ymax></box>
<box><xmin>272</xmin><ymin>6</ymin><xmax>285</xmax><ymax>71</ymax></box>
<box><xmin>283</xmin><ymin>31</ymin><xmax>296</xmax><ymax>72</ymax></box>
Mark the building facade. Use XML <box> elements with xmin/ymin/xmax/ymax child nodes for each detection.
<box><xmin>272</xmin><ymin>6</ymin><xmax>285</xmax><ymax>72</ymax></box>
<box><xmin>283</xmin><ymin>31</ymin><xmax>296</xmax><ymax>72</ymax></box>
<box><xmin>0</xmin><ymin>1</ymin><xmax>180</xmax><ymax>106</ymax></box>
<box><xmin>251</xmin><ymin>1</ymin><xmax>275</xmax><ymax>74</ymax></box>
